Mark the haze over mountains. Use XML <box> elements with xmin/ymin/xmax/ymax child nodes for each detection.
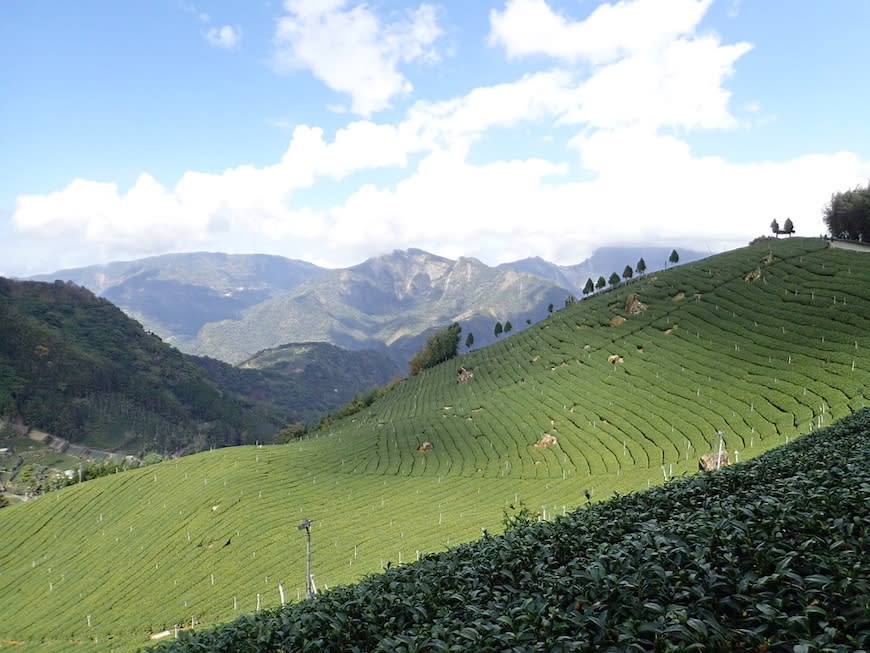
<box><xmin>32</xmin><ymin>246</ymin><xmax>706</xmax><ymax>365</ymax></box>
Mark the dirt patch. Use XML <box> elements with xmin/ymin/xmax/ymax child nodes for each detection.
<box><xmin>743</xmin><ymin>268</ymin><xmax>762</xmax><ymax>282</ymax></box>
<box><xmin>699</xmin><ymin>451</ymin><xmax>730</xmax><ymax>471</ymax></box>
<box><xmin>663</xmin><ymin>324</ymin><xmax>678</xmax><ymax>335</ymax></box>
<box><xmin>533</xmin><ymin>434</ymin><xmax>558</xmax><ymax>449</ymax></box>
<box><xmin>418</xmin><ymin>441</ymin><xmax>434</xmax><ymax>453</ymax></box>
<box><xmin>610</xmin><ymin>315</ymin><xmax>626</xmax><ymax>326</ymax></box>
<box><xmin>672</xmin><ymin>292</ymin><xmax>685</xmax><ymax>301</ymax></box>
<box><xmin>607</xmin><ymin>354</ymin><xmax>624</xmax><ymax>364</ymax></box>
<box><xmin>625</xmin><ymin>293</ymin><xmax>647</xmax><ymax>315</ymax></box>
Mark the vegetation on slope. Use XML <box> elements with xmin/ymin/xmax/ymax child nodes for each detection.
<box><xmin>824</xmin><ymin>181</ymin><xmax>870</xmax><ymax>241</ymax></box>
<box><xmin>408</xmin><ymin>323</ymin><xmax>461</xmax><ymax>376</ymax></box>
<box><xmin>0</xmin><ymin>237</ymin><xmax>868</xmax><ymax>651</ymax></box>
<box><xmin>0</xmin><ymin>278</ymin><xmax>281</xmax><ymax>454</ymax></box>
<box><xmin>188</xmin><ymin>342</ymin><xmax>400</xmax><ymax>427</ymax></box>
<box><xmin>152</xmin><ymin>408</ymin><xmax>870</xmax><ymax>652</ymax></box>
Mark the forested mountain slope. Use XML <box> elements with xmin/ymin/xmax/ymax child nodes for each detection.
<box><xmin>0</xmin><ymin>278</ymin><xmax>282</xmax><ymax>454</ymax></box>
<box><xmin>189</xmin><ymin>342</ymin><xmax>401</xmax><ymax>426</ymax></box>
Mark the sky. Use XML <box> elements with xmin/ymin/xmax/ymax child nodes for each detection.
<box><xmin>2</xmin><ymin>0</ymin><xmax>869</xmax><ymax>277</ymax></box>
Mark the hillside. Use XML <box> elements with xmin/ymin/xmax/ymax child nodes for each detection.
<box><xmin>189</xmin><ymin>343</ymin><xmax>401</xmax><ymax>426</ymax></box>
<box><xmin>0</xmin><ymin>278</ymin><xmax>283</xmax><ymax>455</ymax></box>
<box><xmin>0</xmin><ymin>237</ymin><xmax>868</xmax><ymax>650</ymax></box>
<box><xmin>192</xmin><ymin>249</ymin><xmax>571</xmax><ymax>364</ymax></box>
<box><xmin>153</xmin><ymin>408</ymin><xmax>870</xmax><ymax>651</ymax></box>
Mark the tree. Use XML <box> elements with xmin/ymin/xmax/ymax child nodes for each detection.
<box><xmin>564</xmin><ymin>295</ymin><xmax>577</xmax><ymax>307</ymax></box>
<box><xmin>409</xmin><ymin>323</ymin><xmax>462</xmax><ymax>375</ymax></box>
<box><xmin>494</xmin><ymin>321</ymin><xmax>503</xmax><ymax>338</ymax></box>
<box><xmin>608</xmin><ymin>272</ymin><xmax>621</xmax><ymax>287</ymax></box>
<box><xmin>465</xmin><ymin>332</ymin><xmax>474</xmax><ymax>351</ymax></box>
<box><xmin>595</xmin><ymin>276</ymin><xmax>606</xmax><ymax>290</ymax></box>
<box><xmin>583</xmin><ymin>278</ymin><xmax>595</xmax><ymax>295</ymax></box>
<box><xmin>669</xmin><ymin>249</ymin><xmax>679</xmax><ymax>266</ymax></box>
<box><xmin>824</xmin><ymin>183</ymin><xmax>870</xmax><ymax>241</ymax></box>
<box><xmin>275</xmin><ymin>422</ymin><xmax>307</xmax><ymax>444</ymax></box>
<box><xmin>547</xmin><ymin>303</ymin><xmax>554</xmax><ymax>314</ymax></box>
<box><xmin>770</xmin><ymin>219</ymin><xmax>780</xmax><ymax>236</ymax></box>
<box><xmin>622</xmin><ymin>265</ymin><xmax>633</xmax><ymax>281</ymax></box>
<box><xmin>504</xmin><ymin>321</ymin><xmax>513</xmax><ymax>334</ymax></box>
<box><xmin>782</xmin><ymin>218</ymin><xmax>794</xmax><ymax>235</ymax></box>
<box><xmin>636</xmin><ymin>258</ymin><xmax>646</xmax><ymax>275</ymax></box>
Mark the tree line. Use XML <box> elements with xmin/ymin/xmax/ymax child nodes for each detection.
<box><xmin>825</xmin><ymin>182</ymin><xmax>870</xmax><ymax>241</ymax></box>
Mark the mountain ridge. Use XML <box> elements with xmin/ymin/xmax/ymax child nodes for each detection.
<box><xmin>31</xmin><ymin>246</ymin><xmax>693</xmax><ymax>366</ymax></box>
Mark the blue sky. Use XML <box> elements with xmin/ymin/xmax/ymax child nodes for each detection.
<box><xmin>2</xmin><ymin>0</ymin><xmax>869</xmax><ymax>277</ymax></box>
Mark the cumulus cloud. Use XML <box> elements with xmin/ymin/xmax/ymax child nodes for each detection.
<box><xmin>8</xmin><ymin>0</ymin><xmax>870</xmax><ymax>276</ymax></box>
<box><xmin>204</xmin><ymin>25</ymin><xmax>241</xmax><ymax>49</ymax></box>
<box><xmin>273</xmin><ymin>0</ymin><xmax>443</xmax><ymax>116</ymax></box>
<box><xmin>489</xmin><ymin>0</ymin><xmax>713</xmax><ymax>64</ymax></box>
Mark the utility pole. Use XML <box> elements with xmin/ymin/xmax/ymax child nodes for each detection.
<box><xmin>298</xmin><ymin>518</ymin><xmax>314</xmax><ymax>598</ymax></box>
<box><xmin>716</xmin><ymin>431</ymin><xmax>725</xmax><ymax>470</ymax></box>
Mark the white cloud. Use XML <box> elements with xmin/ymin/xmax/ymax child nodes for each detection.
<box><xmin>565</xmin><ymin>36</ymin><xmax>752</xmax><ymax>131</ymax></box>
<box><xmin>489</xmin><ymin>0</ymin><xmax>713</xmax><ymax>64</ymax></box>
<box><xmin>273</xmin><ymin>0</ymin><xmax>443</xmax><ymax>116</ymax></box>
<box><xmin>8</xmin><ymin>0</ymin><xmax>870</xmax><ymax>276</ymax></box>
<box><xmin>204</xmin><ymin>25</ymin><xmax>241</xmax><ymax>49</ymax></box>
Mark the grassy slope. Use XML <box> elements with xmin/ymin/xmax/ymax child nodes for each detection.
<box><xmin>0</xmin><ymin>237</ymin><xmax>868</xmax><ymax>650</ymax></box>
<box><xmin>153</xmin><ymin>408</ymin><xmax>870</xmax><ymax>652</ymax></box>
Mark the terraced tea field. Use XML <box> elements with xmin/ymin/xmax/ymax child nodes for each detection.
<box><xmin>1</xmin><ymin>237</ymin><xmax>868</xmax><ymax>651</ymax></box>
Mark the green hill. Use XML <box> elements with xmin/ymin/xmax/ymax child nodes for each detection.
<box><xmin>153</xmin><ymin>407</ymin><xmax>870</xmax><ymax>652</ymax></box>
<box><xmin>0</xmin><ymin>237</ymin><xmax>868</xmax><ymax>651</ymax></box>
<box><xmin>0</xmin><ymin>278</ymin><xmax>282</xmax><ymax>455</ymax></box>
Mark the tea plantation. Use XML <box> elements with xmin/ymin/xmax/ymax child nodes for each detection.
<box><xmin>152</xmin><ymin>408</ymin><xmax>870</xmax><ymax>652</ymax></box>
<box><xmin>0</xmin><ymin>237</ymin><xmax>868</xmax><ymax>650</ymax></box>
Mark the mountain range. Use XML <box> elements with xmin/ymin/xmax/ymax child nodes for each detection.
<box><xmin>32</xmin><ymin>246</ymin><xmax>706</xmax><ymax>365</ymax></box>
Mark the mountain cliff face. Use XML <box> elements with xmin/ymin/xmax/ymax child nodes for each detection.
<box><xmin>193</xmin><ymin>249</ymin><xmax>571</xmax><ymax>364</ymax></box>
